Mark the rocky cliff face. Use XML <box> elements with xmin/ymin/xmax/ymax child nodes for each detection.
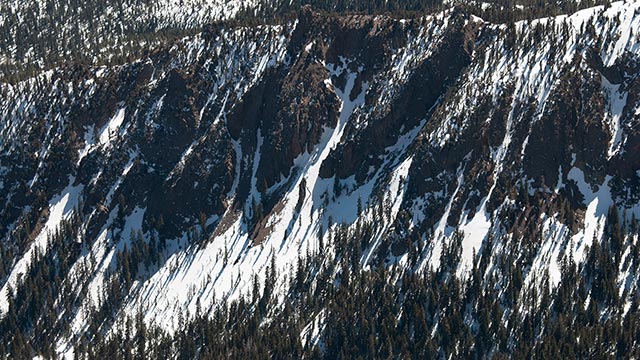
<box><xmin>1</xmin><ymin>1</ymin><xmax>639</xmax><ymax>357</ymax></box>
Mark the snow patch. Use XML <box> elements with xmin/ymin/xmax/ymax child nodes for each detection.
<box><xmin>601</xmin><ymin>75</ymin><xmax>628</xmax><ymax>157</ymax></box>
<box><xmin>568</xmin><ymin>167</ymin><xmax>614</xmax><ymax>262</ymax></box>
<box><xmin>99</xmin><ymin>108</ymin><xmax>126</xmax><ymax>145</ymax></box>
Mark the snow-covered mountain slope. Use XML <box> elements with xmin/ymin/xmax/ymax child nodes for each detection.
<box><xmin>1</xmin><ymin>1</ymin><xmax>640</xmax><ymax>357</ymax></box>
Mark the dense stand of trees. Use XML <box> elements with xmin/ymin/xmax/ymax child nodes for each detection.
<box><xmin>3</xmin><ymin>199</ymin><xmax>637</xmax><ymax>358</ymax></box>
<box><xmin>0</xmin><ymin>209</ymin><xmax>83</xmax><ymax>358</ymax></box>
<box><xmin>0</xmin><ymin>0</ymin><xmax>609</xmax><ymax>83</ymax></box>
<box><xmin>86</xmin><ymin>204</ymin><xmax>640</xmax><ymax>359</ymax></box>
<box><xmin>248</xmin><ymin>0</ymin><xmax>608</xmax><ymax>22</ymax></box>
<box><xmin>0</xmin><ymin>206</ymin><xmax>170</xmax><ymax>358</ymax></box>
<box><xmin>0</xmin><ymin>0</ymin><xmax>199</xmax><ymax>82</ymax></box>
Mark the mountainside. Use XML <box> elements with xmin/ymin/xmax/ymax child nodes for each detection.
<box><xmin>0</xmin><ymin>0</ymin><xmax>605</xmax><ymax>81</ymax></box>
<box><xmin>1</xmin><ymin>1</ymin><xmax>640</xmax><ymax>358</ymax></box>
<box><xmin>0</xmin><ymin>0</ymin><xmax>266</xmax><ymax>81</ymax></box>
